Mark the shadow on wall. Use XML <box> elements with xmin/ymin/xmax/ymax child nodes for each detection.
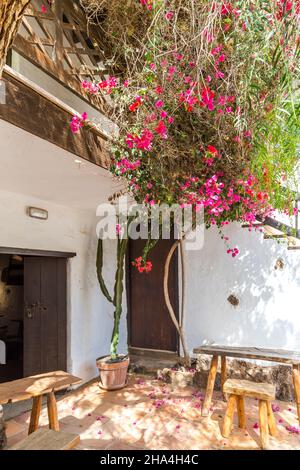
<box><xmin>186</xmin><ymin>223</ymin><xmax>300</xmax><ymax>351</ymax></box>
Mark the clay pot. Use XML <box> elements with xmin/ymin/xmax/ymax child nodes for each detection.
<box><xmin>96</xmin><ymin>355</ymin><xmax>129</xmax><ymax>390</ymax></box>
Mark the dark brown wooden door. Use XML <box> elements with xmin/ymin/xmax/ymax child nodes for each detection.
<box><xmin>23</xmin><ymin>257</ymin><xmax>67</xmax><ymax>376</ymax></box>
<box><xmin>128</xmin><ymin>239</ymin><xmax>179</xmax><ymax>352</ymax></box>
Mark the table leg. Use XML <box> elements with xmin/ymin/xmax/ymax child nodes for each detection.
<box><xmin>221</xmin><ymin>356</ymin><xmax>228</xmax><ymax>401</ymax></box>
<box><xmin>47</xmin><ymin>391</ymin><xmax>59</xmax><ymax>431</ymax></box>
<box><xmin>28</xmin><ymin>395</ymin><xmax>42</xmax><ymax>435</ymax></box>
<box><xmin>292</xmin><ymin>364</ymin><xmax>300</xmax><ymax>426</ymax></box>
<box><xmin>202</xmin><ymin>355</ymin><xmax>219</xmax><ymax>417</ymax></box>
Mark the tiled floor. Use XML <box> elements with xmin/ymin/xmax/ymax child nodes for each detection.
<box><xmin>5</xmin><ymin>374</ymin><xmax>300</xmax><ymax>450</ymax></box>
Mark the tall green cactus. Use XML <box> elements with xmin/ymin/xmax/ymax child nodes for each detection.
<box><xmin>96</xmin><ymin>217</ymin><xmax>133</xmax><ymax>360</ymax></box>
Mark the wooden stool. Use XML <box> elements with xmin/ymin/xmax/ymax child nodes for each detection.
<box><xmin>222</xmin><ymin>379</ymin><xmax>277</xmax><ymax>449</ymax></box>
<box><xmin>10</xmin><ymin>428</ymin><xmax>80</xmax><ymax>450</ymax></box>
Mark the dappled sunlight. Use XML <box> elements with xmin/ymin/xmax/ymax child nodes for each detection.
<box><xmin>6</xmin><ymin>374</ymin><xmax>300</xmax><ymax>450</ymax></box>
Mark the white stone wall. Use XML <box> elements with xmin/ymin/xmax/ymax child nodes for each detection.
<box><xmin>183</xmin><ymin>223</ymin><xmax>300</xmax><ymax>356</ymax></box>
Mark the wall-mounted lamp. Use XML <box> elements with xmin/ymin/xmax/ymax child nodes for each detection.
<box><xmin>27</xmin><ymin>207</ymin><xmax>48</xmax><ymax>220</ymax></box>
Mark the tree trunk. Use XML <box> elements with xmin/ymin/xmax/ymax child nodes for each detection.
<box><xmin>163</xmin><ymin>239</ymin><xmax>191</xmax><ymax>367</ymax></box>
<box><xmin>0</xmin><ymin>405</ymin><xmax>7</xmax><ymax>450</ymax></box>
<box><xmin>0</xmin><ymin>0</ymin><xmax>30</xmax><ymax>77</ymax></box>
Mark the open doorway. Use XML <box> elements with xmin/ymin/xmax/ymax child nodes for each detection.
<box><xmin>0</xmin><ymin>254</ymin><xmax>24</xmax><ymax>382</ymax></box>
<box><xmin>0</xmin><ymin>250</ymin><xmax>69</xmax><ymax>383</ymax></box>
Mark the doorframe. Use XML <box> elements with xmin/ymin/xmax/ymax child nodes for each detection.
<box><xmin>126</xmin><ymin>240</ymin><xmax>180</xmax><ymax>354</ymax></box>
<box><xmin>0</xmin><ymin>247</ymin><xmax>76</xmax><ymax>258</ymax></box>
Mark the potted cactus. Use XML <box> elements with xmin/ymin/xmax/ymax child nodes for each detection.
<box><xmin>95</xmin><ymin>218</ymin><xmax>132</xmax><ymax>390</ymax></box>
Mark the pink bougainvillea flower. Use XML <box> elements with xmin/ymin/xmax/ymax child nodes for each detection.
<box><xmin>165</xmin><ymin>11</ymin><xmax>174</xmax><ymax>20</ymax></box>
<box><xmin>168</xmin><ymin>116</ymin><xmax>174</xmax><ymax>124</ymax></box>
<box><xmin>155</xmin><ymin>120</ymin><xmax>168</xmax><ymax>139</ymax></box>
<box><xmin>123</xmin><ymin>80</ymin><xmax>129</xmax><ymax>87</ymax></box>
<box><xmin>140</xmin><ymin>0</ymin><xmax>153</xmax><ymax>11</ymax></box>
<box><xmin>126</xmin><ymin>129</ymin><xmax>154</xmax><ymax>151</ymax></box>
<box><xmin>132</xmin><ymin>257</ymin><xmax>152</xmax><ymax>273</ymax></box>
<box><xmin>221</xmin><ymin>3</ymin><xmax>233</xmax><ymax>15</ymax></box>
<box><xmin>227</xmin><ymin>247</ymin><xmax>239</xmax><ymax>258</ymax></box>
<box><xmin>215</xmin><ymin>70</ymin><xmax>225</xmax><ymax>79</ymax></box>
<box><xmin>272</xmin><ymin>404</ymin><xmax>280</xmax><ymax>413</ymax></box>
<box><xmin>211</xmin><ymin>45</ymin><xmax>222</xmax><ymax>56</ymax></box>
<box><xmin>160</xmin><ymin>110</ymin><xmax>168</xmax><ymax>119</ymax></box>
<box><xmin>286</xmin><ymin>425</ymin><xmax>300</xmax><ymax>434</ymax></box>
<box><xmin>70</xmin><ymin>112</ymin><xmax>88</xmax><ymax>134</ymax></box>
<box><xmin>205</xmin><ymin>75</ymin><xmax>212</xmax><ymax>83</ymax></box>
<box><xmin>149</xmin><ymin>63</ymin><xmax>156</xmax><ymax>71</ymax></box>
<box><xmin>207</xmin><ymin>145</ymin><xmax>219</xmax><ymax>155</ymax></box>
<box><xmin>41</xmin><ymin>5</ymin><xmax>47</xmax><ymax>13</ymax></box>
<box><xmin>155</xmin><ymin>86</ymin><xmax>163</xmax><ymax>95</ymax></box>
<box><xmin>201</xmin><ymin>86</ymin><xmax>215</xmax><ymax>111</ymax></box>
<box><xmin>217</xmin><ymin>54</ymin><xmax>226</xmax><ymax>63</ymax></box>
<box><xmin>203</xmin><ymin>29</ymin><xmax>214</xmax><ymax>43</ymax></box>
<box><xmin>155</xmin><ymin>99</ymin><xmax>164</xmax><ymax>108</ymax></box>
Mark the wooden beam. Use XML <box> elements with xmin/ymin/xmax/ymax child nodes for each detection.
<box><xmin>0</xmin><ymin>70</ymin><xmax>110</xmax><ymax>169</ymax></box>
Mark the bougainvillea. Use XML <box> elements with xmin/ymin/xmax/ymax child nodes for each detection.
<box><xmin>76</xmin><ymin>0</ymin><xmax>300</xmax><ymax>265</ymax></box>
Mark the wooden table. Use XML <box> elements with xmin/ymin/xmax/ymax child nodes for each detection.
<box><xmin>0</xmin><ymin>371</ymin><xmax>82</xmax><ymax>434</ymax></box>
<box><xmin>193</xmin><ymin>346</ymin><xmax>300</xmax><ymax>424</ymax></box>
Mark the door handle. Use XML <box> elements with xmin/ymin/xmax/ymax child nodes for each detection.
<box><xmin>24</xmin><ymin>303</ymin><xmax>37</xmax><ymax>319</ymax></box>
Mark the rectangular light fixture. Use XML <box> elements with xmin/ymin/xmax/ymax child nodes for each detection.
<box><xmin>27</xmin><ymin>206</ymin><xmax>48</xmax><ymax>220</ymax></box>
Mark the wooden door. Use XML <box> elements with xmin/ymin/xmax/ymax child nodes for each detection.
<box><xmin>128</xmin><ymin>239</ymin><xmax>179</xmax><ymax>352</ymax></box>
<box><xmin>24</xmin><ymin>257</ymin><xmax>67</xmax><ymax>376</ymax></box>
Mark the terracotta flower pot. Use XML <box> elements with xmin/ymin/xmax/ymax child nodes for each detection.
<box><xmin>96</xmin><ymin>355</ymin><xmax>129</xmax><ymax>390</ymax></box>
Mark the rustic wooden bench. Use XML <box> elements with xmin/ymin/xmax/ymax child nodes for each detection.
<box><xmin>0</xmin><ymin>371</ymin><xmax>82</xmax><ymax>436</ymax></box>
<box><xmin>10</xmin><ymin>428</ymin><xmax>80</xmax><ymax>450</ymax></box>
<box><xmin>193</xmin><ymin>345</ymin><xmax>300</xmax><ymax>424</ymax></box>
<box><xmin>222</xmin><ymin>379</ymin><xmax>277</xmax><ymax>449</ymax></box>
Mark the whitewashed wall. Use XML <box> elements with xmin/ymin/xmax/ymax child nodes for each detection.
<box><xmin>0</xmin><ymin>189</ymin><xmax>128</xmax><ymax>383</ymax></box>
<box><xmin>184</xmin><ymin>223</ymin><xmax>300</xmax><ymax>355</ymax></box>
